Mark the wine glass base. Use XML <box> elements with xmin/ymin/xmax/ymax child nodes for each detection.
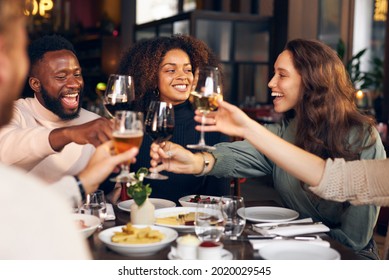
<box><xmin>186</xmin><ymin>144</ymin><xmax>216</xmax><ymax>151</ymax></box>
<box><xmin>145</xmin><ymin>172</ymin><xmax>169</xmax><ymax>180</ymax></box>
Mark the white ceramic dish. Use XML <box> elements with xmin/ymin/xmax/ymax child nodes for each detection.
<box><xmin>238</xmin><ymin>206</ymin><xmax>299</xmax><ymax>223</ymax></box>
<box><xmin>118</xmin><ymin>198</ymin><xmax>176</xmax><ymax>212</ymax></box>
<box><xmin>178</xmin><ymin>195</ymin><xmax>221</xmax><ymax>207</ymax></box>
<box><xmin>98</xmin><ymin>225</ymin><xmax>178</xmax><ymax>257</ymax></box>
<box><xmin>72</xmin><ymin>213</ymin><xmax>100</xmax><ymax>238</ymax></box>
<box><xmin>258</xmin><ymin>240</ymin><xmax>340</xmax><ymax>260</ymax></box>
<box><xmin>154</xmin><ymin>207</ymin><xmax>197</xmax><ymax>232</ymax></box>
<box><xmin>168</xmin><ymin>248</ymin><xmax>233</xmax><ymax>260</ymax></box>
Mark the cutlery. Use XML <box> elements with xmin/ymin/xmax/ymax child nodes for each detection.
<box><xmin>238</xmin><ymin>235</ymin><xmax>318</xmax><ymax>241</ymax></box>
<box><xmin>253</xmin><ymin>221</ymin><xmax>322</xmax><ymax>230</ymax></box>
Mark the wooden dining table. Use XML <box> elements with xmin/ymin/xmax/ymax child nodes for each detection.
<box><xmin>87</xmin><ymin>200</ymin><xmax>359</xmax><ymax>260</ymax></box>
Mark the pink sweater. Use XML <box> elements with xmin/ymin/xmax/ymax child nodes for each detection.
<box><xmin>0</xmin><ymin>97</ymin><xmax>100</xmax><ymax>183</ymax></box>
<box><xmin>310</xmin><ymin>158</ymin><xmax>389</xmax><ymax>206</ymax></box>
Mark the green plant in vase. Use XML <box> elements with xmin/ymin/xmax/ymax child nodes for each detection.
<box><xmin>127</xmin><ymin>167</ymin><xmax>152</xmax><ymax>206</ymax></box>
<box><xmin>127</xmin><ymin>168</ymin><xmax>155</xmax><ymax>225</ymax></box>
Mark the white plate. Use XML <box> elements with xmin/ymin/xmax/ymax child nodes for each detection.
<box><xmin>118</xmin><ymin>198</ymin><xmax>176</xmax><ymax>212</ymax></box>
<box><xmin>98</xmin><ymin>225</ymin><xmax>178</xmax><ymax>257</ymax></box>
<box><xmin>154</xmin><ymin>207</ymin><xmax>197</xmax><ymax>232</ymax></box>
<box><xmin>178</xmin><ymin>195</ymin><xmax>221</xmax><ymax>207</ymax></box>
<box><xmin>168</xmin><ymin>248</ymin><xmax>233</xmax><ymax>260</ymax></box>
<box><xmin>258</xmin><ymin>241</ymin><xmax>340</xmax><ymax>260</ymax></box>
<box><xmin>238</xmin><ymin>206</ymin><xmax>299</xmax><ymax>223</ymax></box>
<box><xmin>72</xmin><ymin>213</ymin><xmax>100</xmax><ymax>238</ymax></box>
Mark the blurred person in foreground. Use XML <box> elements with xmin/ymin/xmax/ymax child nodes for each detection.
<box><xmin>150</xmin><ymin>39</ymin><xmax>385</xmax><ymax>259</ymax></box>
<box><xmin>116</xmin><ymin>35</ymin><xmax>230</xmax><ymax>203</ymax></box>
<box><xmin>0</xmin><ymin>0</ymin><xmax>138</xmax><ymax>259</ymax></box>
<box><xmin>0</xmin><ymin>34</ymin><xmax>113</xmax><ymax>184</ymax></box>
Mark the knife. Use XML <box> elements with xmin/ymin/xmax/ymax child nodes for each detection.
<box><xmin>252</xmin><ymin>221</ymin><xmax>321</xmax><ymax>230</ymax></box>
<box><xmin>239</xmin><ymin>235</ymin><xmax>318</xmax><ymax>241</ymax></box>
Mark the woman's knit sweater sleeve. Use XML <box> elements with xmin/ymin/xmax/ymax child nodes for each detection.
<box><xmin>309</xmin><ymin>158</ymin><xmax>389</xmax><ymax>206</ymax></box>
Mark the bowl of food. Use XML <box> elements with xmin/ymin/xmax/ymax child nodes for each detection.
<box><xmin>72</xmin><ymin>213</ymin><xmax>100</xmax><ymax>238</ymax></box>
<box><xmin>178</xmin><ymin>194</ymin><xmax>221</xmax><ymax>207</ymax></box>
<box><xmin>98</xmin><ymin>224</ymin><xmax>178</xmax><ymax>256</ymax></box>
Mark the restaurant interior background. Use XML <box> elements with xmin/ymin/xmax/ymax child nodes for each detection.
<box><xmin>24</xmin><ymin>0</ymin><xmax>389</xmax><ymax>258</ymax></box>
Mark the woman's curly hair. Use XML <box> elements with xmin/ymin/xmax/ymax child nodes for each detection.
<box><xmin>117</xmin><ymin>34</ymin><xmax>221</xmax><ymax>112</ymax></box>
<box><xmin>285</xmin><ymin>39</ymin><xmax>376</xmax><ymax>160</ymax></box>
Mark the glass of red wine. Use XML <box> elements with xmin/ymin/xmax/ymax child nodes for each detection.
<box><xmin>103</xmin><ymin>74</ymin><xmax>136</xmax><ymax>118</ymax></box>
<box><xmin>144</xmin><ymin>101</ymin><xmax>175</xmax><ymax>180</ymax></box>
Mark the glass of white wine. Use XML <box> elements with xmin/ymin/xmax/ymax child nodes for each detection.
<box><xmin>111</xmin><ymin>110</ymin><xmax>144</xmax><ymax>183</ymax></box>
<box><xmin>187</xmin><ymin>66</ymin><xmax>223</xmax><ymax>150</ymax></box>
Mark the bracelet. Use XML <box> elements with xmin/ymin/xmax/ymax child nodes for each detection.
<box><xmin>74</xmin><ymin>175</ymin><xmax>86</xmax><ymax>201</ymax></box>
<box><xmin>197</xmin><ymin>152</ymin><xmax>210</xmax><ymax>176</ymax></box>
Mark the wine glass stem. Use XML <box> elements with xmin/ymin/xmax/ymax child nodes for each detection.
<box><xmin>198</xmin><ymin>113</ymin><xmax>207</xmax><ymax>146</ymax></box>
<box><xmin>121</xmin><ymin>164</ymin><xmax>130</xmax><ymax>175</ymax></box>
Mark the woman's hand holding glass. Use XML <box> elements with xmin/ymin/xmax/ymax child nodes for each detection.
<box><xmin>149</xmin><ymin>141</ymin><xmax>206</xmax><ymax>175</ymax></box>
<box><xmin>193</xmin><ymin>100</ymin><xmax>256</xmax><ymax>139</ymax></box>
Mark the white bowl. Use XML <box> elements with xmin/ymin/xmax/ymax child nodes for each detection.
<box><xmin>178</xmin><ymin>194</ymin><xmax>221</xmax><ymax>207</ymax></box>
<box><xmin>72</xmin><ymin>213</ymin><xmax>100</xmax><ymax>238</ymax></box>
<box><xmin>98</xmin><ymin>225</ymin><xmax>178</xmax><ymax>256</ymax></box>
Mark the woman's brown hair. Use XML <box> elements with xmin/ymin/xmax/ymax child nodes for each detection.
<box><xmin>285</xmin><ymin>39</ymin><xmax>376</xmax><ymax>160</ymax></box>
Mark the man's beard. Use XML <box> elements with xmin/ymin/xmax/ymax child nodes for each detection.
<box><xmin>41</xmin><ymin>86</ymin><xmax>82</xmax><ymax>120</ymax></box>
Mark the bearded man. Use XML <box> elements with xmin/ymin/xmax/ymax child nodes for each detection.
<box><xmin>0</xmin><ymin>34</ymin><xmax>113</xmax><ymax>183</ymax></box>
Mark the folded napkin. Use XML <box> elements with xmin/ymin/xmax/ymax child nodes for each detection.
<box><xmin>105</xmin><ymin>203</ymin><xmax>116</xmax><ymax>221</ymax></box>
<box><xmin>253</xmin><ymin>218</ymin><xmax>330</xmax><ymax>237</ymax></box>
<box><xmin>249</xmin><ymin>235</ymin><xmax>330</xmax><ymax>250</ymax></box>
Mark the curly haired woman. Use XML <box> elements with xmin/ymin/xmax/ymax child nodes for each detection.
<box><xmin>150</xmin><ymin>39</ymin><xmax>386</xmax><ymax>259</ymax></box>
<box><xmin>117</xmin><ymin>34</ymin><xmax>230</xmax><ymax>203</ymax></box>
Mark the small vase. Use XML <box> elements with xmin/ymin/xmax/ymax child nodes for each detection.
<box><xmin>130</xmin><ymin>197</ymin><xmax>155</xmax><ymax>225</ymax></box>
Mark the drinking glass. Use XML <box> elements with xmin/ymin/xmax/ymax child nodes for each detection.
<box><xmin>79</xmin><ymin>190</ymin><xmax>107</xmax><ymax>228</ymax></box>
<box><xmin>187</xmin><ymin>66</ymin><xmax>223</xmax><ymax>150</ymax></box>
<box><xmin>195</xmin><ymin>200</ymin><xmax>225</xmax><ymax>242</ymax></box>
<box><xmin>111</xmin><ymin>110</ymin><xmax>144</xmax><ymax>183</ymax></box>
<box><xmin>221</xmin><ymin>196</ymin><xmax>246</xmax><ymax>240</ymax></box>
<box><xmin>103</xmin><ymin>74</ymin><xmax>136</xmax><ymax>118</ymax></box>
<box><xmin>144</xmin><ymin>101</ymin><xmax>175</xmax><ymax>180</ymax></box>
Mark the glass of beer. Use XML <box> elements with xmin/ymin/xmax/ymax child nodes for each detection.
<box><xmin>112</xmin><ymin>110</ymin><xmax>144</xmax><ymax>183</ymax></box>
<box><xmin>187</xmin><ymin>66</ymin><xmax>223</xmax><ymax>150</ymax></box>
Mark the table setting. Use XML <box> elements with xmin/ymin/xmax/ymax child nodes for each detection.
<box><xmin>83</xmin><ymin>195</ymin><xmax>359</xmax><ymax>260</ymax></box>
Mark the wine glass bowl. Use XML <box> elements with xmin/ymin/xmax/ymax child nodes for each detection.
<box><xmin>144</xmin><ymin>101</ymin><xmax>175</xmax><ymax>180</ymax></box>
<box><xmin>220</xmin><ymin>196</ymin><xmax>246</xmax><ymax>239</ymax></box>
<box><xmin>195</xmin><ymin>200</ymin><xmax>225</xmax><ymax>242</ymax></box>
<box><xmin>111</xmin><ymin>110</ymin><xmax>144</xmax><ymax>183</ymax></box>
<box><xmin>103</xmin><ymin>74</ymin><xmax>136</xmax><ymax>118</ymax></box>
<box><xmin>79</xmin><ymin>190</ymin><xmax>107</xmax><ymax>229</ymax></box>
<box><xmin>187</xmin><ymin>66</ymin><xmax>223</xmax><ymax>150</ymax></box>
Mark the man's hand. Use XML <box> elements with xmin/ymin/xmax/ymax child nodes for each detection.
<box><xmin>50</xmin><ymin>117</ymin><xmax>113</xmax><ymax>151</ymax></box>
